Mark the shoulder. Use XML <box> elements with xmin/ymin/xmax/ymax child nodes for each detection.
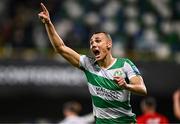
<box><xmin>116</xmin><ymin>57</ymin><xmax>135</xmax><ymax>66</ymax></box>
<box><xmin>80</xmin><ymin>55</ymin><xmax>95</xmax><ymax>65</ymax></box>
<box><xmin>137</xmin><ymin>115</ymin><xmax>146</xmax><ymax>122</ymax></box>
<box><xmin>124</xmin><ymin>58</ymin><xmax>136</xmax><ymax>65</ymax></box>
<box><xmin>116</xmin><ymin>57</ymin><xmax>133</xmax><ymax>63</ymax></box>
<box><xmin>156</xmin><ymin>113</ymin><xmax>169</xmax><ymax>119</ymax></box>
<box><xmin>60</xmin><ymin>116</ymin><xmax>87</xmax><ymax>124</ymax></box>
<box><xmin>80</xmin><ymin>55</ymin><xmax>94</xmax><ymax>61</ymax></box>
<box><xmin>80</xmin><ymin>55</ymin><xmax>96</xmax><ymax>70</ymax></box>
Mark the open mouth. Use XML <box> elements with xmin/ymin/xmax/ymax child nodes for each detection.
<box><xmin>93</xmin><ymin>49</ymin><xmax>100</xmax><ymax>57</ymax></box>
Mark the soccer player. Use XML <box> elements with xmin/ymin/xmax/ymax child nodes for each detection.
<box><xmin>38</xmin><ymin>3</ymin><xmax>147</xmax><ymax>123</ymax></box>
<box><xmin>137</xmin><ymin>97</ymin><xmax>169</xmax><ymax>124</ymax></box>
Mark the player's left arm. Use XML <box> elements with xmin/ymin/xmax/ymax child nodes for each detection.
<box><xmin>114</xmin><ymin>59</ymin><xmax>147</xmax><ymax>95</ymax></box>
<box><xmin>114</xmin><ymin>75</ymin><xmax>147</xmax><ymax>95</ymax></box>
<box><xmin>127</xmin><ymin>75</ymin><xmax>147</xmax><ymax>95</ymax></box>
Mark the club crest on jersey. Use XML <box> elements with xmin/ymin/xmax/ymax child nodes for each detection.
<box><xmin>113</xmin><ymin>70</ymin><xmax>123</xmax><ymax>76</ymax></box>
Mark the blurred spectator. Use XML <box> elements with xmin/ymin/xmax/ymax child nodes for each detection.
<box><xmin>137</xmin><ymin>97</ymin><xmax>169</xmax><ymax>124</ymax></box>
<box><xmin>59</xmin><ymin>101</ymin><xmax>94</xmax><ymax>124</ymax></box>
<box><xmin>173</xmin><ymin>89</ymin><xmax>180</xmax><ymax>120</ymax></box>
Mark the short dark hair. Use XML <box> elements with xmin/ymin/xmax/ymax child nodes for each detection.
<box><xmin>141</xmin><ymin>97</ymin><xmax>156</xmax><ymax>108</ymax></box>
<box><xmin>63</xmin><ymin>101</ymin><xmax>82</xmax><ymax>114</ymax></box>
<box><xmin>91</xmin><ymin>31</ymin><xmax>112</xmax><ymax>41</ymax></box>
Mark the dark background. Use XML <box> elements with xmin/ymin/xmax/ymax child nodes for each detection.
<box><xmin>0</xmin><ymin>60</ymin><xmax>179</xmax><ymax>123</ymax></box>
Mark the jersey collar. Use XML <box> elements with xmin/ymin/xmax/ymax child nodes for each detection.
<box><xmin>94</xmin><ymin>58</ymin><xmax>117</xmax><ymax>70</ymax></box>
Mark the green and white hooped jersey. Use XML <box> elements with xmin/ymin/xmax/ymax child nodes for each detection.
<box><xmin>80</xmin><ymin>55</ymin><xmax>141</xmax><ymax>124</ymax></box>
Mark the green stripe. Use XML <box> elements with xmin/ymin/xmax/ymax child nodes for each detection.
<box><xmin>124</xmin><ymin>58</ymin><xmax>135</xmax><ymax>67</ymax></box>
<box><xmin>96</xmin><ymin>115</ymin><xmax>136</xmax><ymax>124</ymax></box>
<box><xmin>92</xmin><ymin>95</ymin><xmax>131</xmax><ymax>110</ymax></box>
<box><xmin>84</xmin><ymin>70</ymin><xmax>123</xmax><ymax>91</ymax></box>
<box><xmin>108</xmin><ymin>58</ymin><xmax>125</xmax><ymax>70</ymax></box>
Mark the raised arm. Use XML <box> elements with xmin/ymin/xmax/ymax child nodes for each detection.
<box><xmin>38</xmin><ymin>3</ymin><xmax>80</xmax><ymax>67</ymax></box>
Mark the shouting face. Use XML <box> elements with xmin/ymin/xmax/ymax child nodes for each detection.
<box><xmin>90</xmin><ymin>33</ymin><xmax>112</xmax><ymax>61</ymax></box>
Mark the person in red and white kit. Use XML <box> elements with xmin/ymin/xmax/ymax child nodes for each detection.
<box><xmin>137</xmin><ymin>97</ymin><xmax>169</xmax><ymax>124</ymax></box>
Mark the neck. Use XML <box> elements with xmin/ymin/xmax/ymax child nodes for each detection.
<box><xmin>97</xmin><ymin>53</ymin><xmax>115</xmax><ymax>69</ymax></box>
<box><xmin>144</xmin><ymin>109</ymin><xmax>155</xmax><ymax>114</ymax></box>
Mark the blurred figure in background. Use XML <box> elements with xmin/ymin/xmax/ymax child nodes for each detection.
<box><xmin>173</xmin><ymin>89</ymin><xmax>180</xmax><ymax>120</ymax></box>
<box><xmin>137</xmin><ymin>97</ymin><xmax>169</xmax><ymax>124</ymax></box>
<box><xmin>59</xmin><ymin>101</ymin><xmax>94</xmax><ymax>124</ymax></box>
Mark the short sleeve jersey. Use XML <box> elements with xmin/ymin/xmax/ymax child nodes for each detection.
<box><xmin>79</xmin><ymin>55</ymin><xmax>141</xmax><ymax>124</ymax></box>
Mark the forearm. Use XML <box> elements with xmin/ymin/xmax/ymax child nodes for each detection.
<box><xmin>38</xmin><ymin>3</ymin><xmax>80</xmax><ymax>67</ymax></box>
<box><xmin>114</xmin><ymin>75</ymin><xmax>147</xmax><ymax>95</ymax></box>
<box><xmin>125</xmin><ymin>83</ymin><xmax>147</xmax><ymax>95</ymax></box>
<box><xmin>45</xmin><ymin>21</ymin><xmax>65</xmax><ymax>52</ymax></box>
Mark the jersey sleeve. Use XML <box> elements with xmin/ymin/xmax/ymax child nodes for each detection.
<box><xmin>79</xmin><ymin>55</ymin><xmax>92</xmax><ymax>70</ymax></box>
<box><xmin>123</xmin><ymin>59</ymin><xmax>141</xmax><ymax>79</ymax></box>
<box><xmin>79</xmin><ymin>55</ymin><xmax>86</xmax><ymax>69</ymax></box>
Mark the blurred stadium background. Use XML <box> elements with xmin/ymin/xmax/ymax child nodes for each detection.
<box><xmin>0</xmin><ymin>0</ymin><xmax>179</xmax><ymax>123</ymax></box>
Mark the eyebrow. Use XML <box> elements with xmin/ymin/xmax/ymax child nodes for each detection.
<box><xmin>90</xmin><ymin>37</ymin><xmax>101</xmax><ymax>41</ymax></box>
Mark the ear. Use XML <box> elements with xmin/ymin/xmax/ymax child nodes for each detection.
<box><xmin>107</xmin><ymin>40</ymin><xmax>112</xmax><ymax>50</ymax></box>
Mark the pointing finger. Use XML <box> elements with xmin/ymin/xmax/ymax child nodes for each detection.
<box><xmin>40</xmin><ymin>3</ymin><xmax>48</xmax><ymax>12</ymax></box>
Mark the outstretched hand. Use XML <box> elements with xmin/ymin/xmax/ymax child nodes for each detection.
<box><xmin>38</xmin><ymin>3</ymin><xmax>50</xmax><ymax>24</ymax></box>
